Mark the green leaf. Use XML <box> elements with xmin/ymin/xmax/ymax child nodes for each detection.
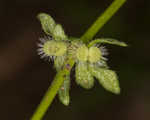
<box><xmin>55</xmin><ymin>56</ymin><xmax>70</xmax><ymax>106</ymax></box>
<box><xmin>89</xmin><ymin>64</ymin><xmax>120</xmax><ymax>94</ymax></box>
<box><xmin>37</xmin><ymin>13</ymin><xmax>56</xmax><ymax>35</ymax></box>
<box><xmin>75</xmin><ymin>62</ymin><xmax>94</xmax><ymax>89</ymax></box>
<box><xmin>53</xmin><ymin>24</ymin><xmax>68</xmax><ymax>41</ymax></box>
<box><xmin>54</xmin><ymin>56</ymin><xmax>66</xmax><ymax>71</ymax></box>
<box><xmin>58</xmin><ymin>74</ymin><xmax>70</xmax><ymax>106</ymax></box>
<box><xmin>88</xmin><ymin>38</ymin><xmax>127</xmax><ymax>47</ymax></box>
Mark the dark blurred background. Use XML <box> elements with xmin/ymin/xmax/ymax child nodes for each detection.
<box><xmin>0</xmin><ymin>0</ymin><xmax>150</xmax><ymax>120</ymax></box>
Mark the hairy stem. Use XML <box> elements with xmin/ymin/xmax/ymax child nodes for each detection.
<box><xmin>81</xmin><ymin>0</ymin><xmax>126</xmax><ymax>43</ymax></box>
<box><xmin>30</xmin><ymin>0</ymin><xmax>126</xmax><ymax>120</ymax></box>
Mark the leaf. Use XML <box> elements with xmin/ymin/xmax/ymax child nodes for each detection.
<box><xmin>53</xmin><ymin>24</ymin><xmax>68</xmax><ymax>41</ymax></box>
<box><xmin>89</xmin><ymin>64</ymin><xmax>120</xmax><ymax>94</ymax></box>
<box><xmin>88</xmin><ymin>38</ymin><xmax>127</xmax><ymax>47</ymax></box>
<box><xmin>54</xmin><ymin>56</ymin><xmax>66</xmax><ymax>71</ymax></box>
<box><xmin>75</xmin><ymin>62</ymin><xmax>94</xmax><ymax>89</ymax></box>
<box><xmin>55</xmin><ymin>56</ymin><xmax>70</xmax><ymax>106</ymax></box>
<box><xmin>58</xmin><ymin>74</ymin><xmax>70</xmax><ymax>106</ymax></box>
<box><xmin>37</xmin><ymin>13</ymin><xmax>56</xmax><ymax>35</ymax></box>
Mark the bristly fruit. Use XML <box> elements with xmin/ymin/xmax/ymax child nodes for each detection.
<box><xmin>88</xmin><ymin>46</ymin><xmax>102</xmax><ymax>63</ymax></box>
<box><xmin>38</xmin><ymin>39</ymin><xmax>67</xmax><ymax>60</ymax></box>
<box><xmin>76</xmin><ymin>45</ymin><xmax>88</xmax><ymax>62</ymax></box>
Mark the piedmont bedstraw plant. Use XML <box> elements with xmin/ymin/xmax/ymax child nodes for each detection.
<box><xmin>31</xmin><ymin>0</ymin><xmax>127</xmax><ymax>120</ymax></box>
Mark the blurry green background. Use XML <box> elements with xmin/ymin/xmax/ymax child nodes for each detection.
<box><xmin>0</xmin><ymin>0</ymin><xmax>150</xmax><ymax>120</ymax></box>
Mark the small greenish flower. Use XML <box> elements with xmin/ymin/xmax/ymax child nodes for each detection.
<box><xmin>37</xmin><ymin>13</ymin><xmax>127</xmax><ymax>105</ymax></box>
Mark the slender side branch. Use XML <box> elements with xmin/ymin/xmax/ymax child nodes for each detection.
<box><xmin>31</xmin><ymin>58</ymin><xmax>75</xmax><ymax>120</ymax></box>
<box><xmin>81</xmin><ymin>0</ymin><xmax>126</xmax><ymax>43</ymax></box>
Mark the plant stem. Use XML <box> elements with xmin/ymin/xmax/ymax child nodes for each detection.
<box><xmin>81</xmin><ymin>0</ymin><xmax>126</xmax><ymax>43</ymax></box>
<box><xmin>31</xmin><ymin>58</ymin><xmax>75</xmax><ymax>120</ymax></box>
<box><xmin>30</xmin><ymin>0</ymin><xmax>126</xmax><ymax>120</ymax></box>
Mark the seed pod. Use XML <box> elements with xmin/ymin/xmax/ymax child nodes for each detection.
<box><xmin>58</xmin><ymin>74</ymin><xmax>70</xmax><ymax>106</ymax></box>
<box><xmin>75</xmin><ymin>62</ymin><xmax>94</xmax><ymax>89</ymax></box>
<box><xmin>89</xmin><ymin>64</ymin><xmax>120</xmax><ymax>94</ymax></box>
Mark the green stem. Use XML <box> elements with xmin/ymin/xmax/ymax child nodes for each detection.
<box><xmin>31</xmin><ymin>58</ymin><xmax>75</xmax><ymax>120</ymax></box>
<box><xmin>81</xmin><ymin>0</ymin><xmax>126</xmax><ymax>43</ymax></box>
<box><xmin>30</xmin><ymin>0</ymin><xmax>126</xmax><ymax>120</ymax></box>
